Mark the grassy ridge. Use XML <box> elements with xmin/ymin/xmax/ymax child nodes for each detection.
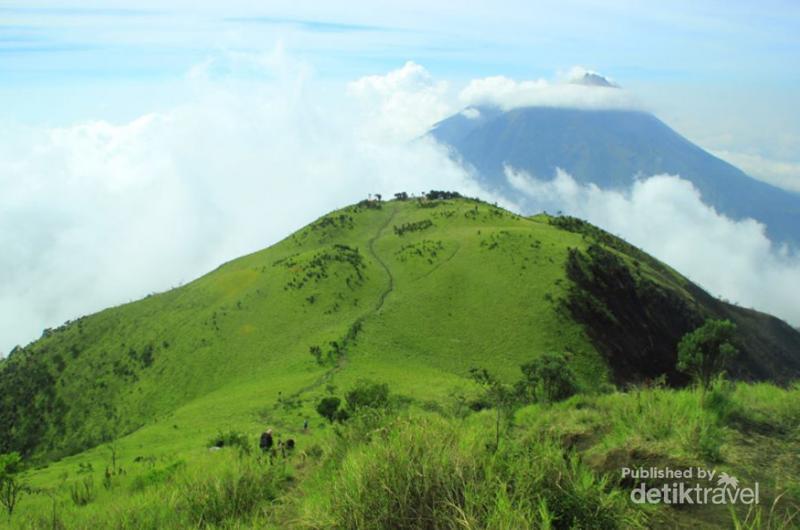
<box><xmin>3</xmin><ymin>196</ymin><xmax>800</xmax><ymax>528</ymax></box>
<box><xmin>2</xmin><ymin>198</ymin><xmax>610</xmax><ymax>462</ymax></box>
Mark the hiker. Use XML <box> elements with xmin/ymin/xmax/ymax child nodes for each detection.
<box><xmin>303</xmin><ymin>418</ymin><xmax>308</xmax><ymax>431</ymax></box>
<box><xmin>286</xmin><ymin>438</ymin><xmax>295</xmax><ymax>451</ymax></box>
<box><xmin>259</xmin><ymin>428</ymin><xmax>274</xmax><ymax>455</ymax></box>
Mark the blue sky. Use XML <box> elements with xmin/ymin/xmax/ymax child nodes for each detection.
<box><xmin>2</xmin><ymin>0</ymin><xmax>799</xmax><ymax>186</ymax></box>
<box><xmin>2</xmin><ymin>1</ymin><xmax>800</xmax><ymax>144</ymax></box>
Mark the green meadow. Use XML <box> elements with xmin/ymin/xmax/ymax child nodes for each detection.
<box><xmin>2</xmin><ymin>195</ymin><xmax>799</xmax><ymax>528</ymax></box>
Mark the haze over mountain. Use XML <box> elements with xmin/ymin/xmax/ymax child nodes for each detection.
<box><xmin>430</xmin><ymin>104</ymin><xmax>800</xmax><ymax>248</ymax></box>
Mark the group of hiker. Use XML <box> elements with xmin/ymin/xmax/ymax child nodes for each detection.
<box><xmin>258</xmin><ymin>418</ymin><xmax>308</xmax><ymax>461</ymax></box>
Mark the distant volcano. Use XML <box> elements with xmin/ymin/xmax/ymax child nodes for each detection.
<box><xmin>569</xmin><ymin>71</ymin><xmax>619</xmax><ymax>88</ymax></box>
<box><xmin>430</xmin><ymin>105</ymin><xmax>800</xmax><ymax>247</ymax></box>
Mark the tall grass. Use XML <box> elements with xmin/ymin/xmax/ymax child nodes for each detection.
<box><xmin>729</xmin><ymin>495</ymin><xmax>800</xmax><ymax>530</ymax></box>
<box><xmin>177</xmin><ymin>458</ymin><xmax>286</xmax><ymax>527</ymax></box>
<box><xmin>18</xmin><ymin>452</ymin><xmax>290</xmax><ymax>530</ymax></box>
<box><xmin>297</xmin><ymin>414</ymin><xmax>645</xmax><ymax>529</ymax></box>
<box><xmin>9</xmin><ymin>381</ymin><xmax>799</xmax><ymax>529</ymax></box>
<box><xmin>517</xmin><ymin>381</ymin><xmax>787</xmax><ymax>463</ymax></box>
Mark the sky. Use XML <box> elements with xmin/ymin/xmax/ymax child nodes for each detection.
<box><xmin>2</xmin><ymin>1</ymin><xmax>800</xmax><ymax>353</ymax></box>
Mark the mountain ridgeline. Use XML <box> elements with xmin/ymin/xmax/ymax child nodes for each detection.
<box><xmin>430</xmin><ymin>106</ymin><xmax>800</xmax><ymax>247</ymax></box>
<box><xmin>2</xmin><ymin>196</ymin><xmax>800</xmax><ymax>460</ymax></box>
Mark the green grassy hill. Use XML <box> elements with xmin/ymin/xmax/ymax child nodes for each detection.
<box><xmin>2</xmin><ymin>195</ymin><xmax>800</xmax><ymax>528</ymax></box>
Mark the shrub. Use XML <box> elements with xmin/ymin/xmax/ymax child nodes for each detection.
<box><xmin>69</xmin><ymin>475</ymin><xmax>95</xmax><ymax>506</ymax></box>
<box><xmin>677</xmin><ymin>319</ymin><xmax>738</xmax><ymax>392</ymax></box>
<box><xmin>357</xmin><ymin>199</ymin><xmax>382</xmax><ymax>210</ymax></box>
<box><xmin>316</xmin><ymin>397</ymin><xmax>342</xmax><ymax>423</ymax></box>
<box><xmin>141</xmin><ymin>343</ymin><xmax>155</xmax><ymax>367</ymax></box>
<box><xmin>425</xmin><ymin>190</ymin><xmax>462</xmax><ymax>200</ymax></box>
<box><xmin>208</xmin><ymin>430</ymin><xmax>252</xmax><ymax>455</ymax></box>
<box><xmin>393</xmin><ymin>220</ymin><xmax>433</xmax><ymax>236</ymax></box>
<box><xmin>345</xmin><ymin>380</ymin><xmax>390</xmax><ymax>413</ymax></box>
<box><xmin>518</xmin><ymin>353</ymin><xmax>579</xmax><ymax>404</ymax></box>
<box><xmin>309</xmin><ymin>345</ymin><xmax>323</xmax><ymax>365</ymax></box>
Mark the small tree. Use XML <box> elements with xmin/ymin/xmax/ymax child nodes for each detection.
<box><xmin>316</xmin><ymin>397</ymin><xmax>342</xmax><ymax>423</ymax></box>
<box><xmin>0</xmin><ymin>452</ymin><xmax>27</xmax><ymax>519</ymax></box>
<box><xmin>107</xmin><ymin>441</ymin><xmax>121</xmax><ymax>475</ymax></box>
<box><xmin>518</xmin><ymin>353</ymin><xmax>578</xmax><ymax>404</ymax></box>
<box><xmin>677</xmin><ymin>319</ymin><xmax>738</xmax><ymax>393</ymax></box>
<box><xmin>469</xmin><ymin>368</ymin><xmax>516</xmax><ymax>451</ymax></box>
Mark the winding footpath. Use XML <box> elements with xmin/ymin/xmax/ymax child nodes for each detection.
<box><xmin>367</xmin><ymin>206</ymin><xmax>397</xmax><ymax>313</ymax></box>
<box><xmin>271</xmin><ymin>205</ymin><xmax>398</xmax><ymax>412</ymax></box>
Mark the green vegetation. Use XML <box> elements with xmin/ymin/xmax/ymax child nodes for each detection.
<box><xmin>464</xmin><ymin>355</ymin><xmax>580</xmax><ymax>453</ymax></box>
<box><xmin>3</xmin><ymin>379</ymin><xmax>799</xmax><ymax>528</ymax></box>
<box><xmin>518</xmin><ymin>352</ymin><xmax>578</xmax><ymax>404</ymax></box>
<box><xmin>0</xmin><ymin>452</ymin><xmax>27</xmax><ymax>519</ymax></box>
<box><xmin>316</xmin><ymin>397</ymin><xmax>343</xmax><ymax>423</ymax></box>
<box><xmin>299</xmin><ymin>414</ymin><xmax>643</xmax><ymax>529</ymax></box>
<box><xmin>178</xmin><ymin>459</ymin><xmax>285</xmax><ymax>527</ymax></box>
<box><xmin>678</xmin><ymin>319</ymin><xmax>738</xmax><ymax>391</ymax></box>
<box><xmin>208</xmin><ymin>431</ymin><xmax>252</xmax><ymax>454</ymax></box>
<box><xmin>393</xmin><ymin>219</ymin><xmax>434</xmax><ymax>236</ymax></box>
<box><xmin>344</xmin><ymin>380</ymin><xmax>390</xmax><ymax>412</ymax></box>
<box><xmin>2</xmin><ymin>194</ymin><xmax>799</xmax><ymax>528</ymax></box>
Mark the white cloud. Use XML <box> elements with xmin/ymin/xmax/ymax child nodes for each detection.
<box><xmin>506</xmin><ymin>167</ymin><xmax>800</xmax><ymax>326</ymax></box>
<box><xmin>0</xmin><ymin>56</ymin><xmax>496</xmax><ymax>355</ymax></box>
<box><xmin>712</xmin><ymin>150</ymin><xmax>800</xmax><ymax>194</ymax></box>
<box><xmin>460</xmin><ymin>107</ymin><xmax>481</xmax><ymax>119</ymax></box>
<box><xmin>347</xmin><ymin>61</ymin><xmax>454</xmax><ymax>141</ymax></box>
<box><xmin>459</xmin><ymin>69</ymin><xmax>640</xmax><ymax>111</ymax></box>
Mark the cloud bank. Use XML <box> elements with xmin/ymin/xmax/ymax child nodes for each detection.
<box><xmin>346</xmin><ymin>60</ymin><xmax>453</xmax><ymax>141</ymax></box>
<box><xmin>459</xmin><ymin>67</ymin><xmax>639</xmax><ymax>111</ymax></box>
<box><xmin>505</xmin><ymin>167</ymin><xmax>800</xmax><ymax>326</ymax></box>
<box><xmin>712</xmin><ymin>150</ymin><xmax>800</xmax><ymax>194</ymax></box>
<box><xmin>0</xmin><ymin>56</ymin><xmax>495</xmax><ymax>355</ymax></box>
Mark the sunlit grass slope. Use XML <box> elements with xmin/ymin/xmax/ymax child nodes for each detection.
<box><xmin>3</xmin><ymin>195</ymin><xmax>800</xmax><ymax>528</ymax></box>
<box><xmin>4</xmin><ymin>195</ymin><xmax>799</xmax><ymax>466</ymax></box>
<box><xmin>2</xmin><ymin>198</ymin><xmax>607</xmax><ymax>463</ymax></box>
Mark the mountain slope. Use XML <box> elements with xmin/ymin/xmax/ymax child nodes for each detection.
<box><xmin>430</xmin><ymin>106</ymin><xmax>800</xmax><ymax>247</ymax></box>
<box><xmin>3</xmin><ymin>196</ymin><xmax>800</xmax><ymax>462</ymax></box>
